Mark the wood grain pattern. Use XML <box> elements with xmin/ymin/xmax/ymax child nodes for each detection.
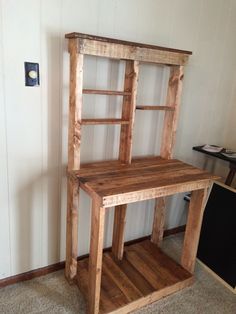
<box><xmin>68</xmin><ymin>38</ymin><xmax>83</xmax><ymax>171</ymax></box>
<box><xmin>181</xmin><ymin>188</ymin><xmax>208</xmax><ymax>273</ymax></box>
<box><xmin>112</xmin><ymin>204</ymin><xmax>126</xmax><ymax>260</ymax></box>
<box><xmin>65</xmin><ymin>32</ymin><xmax>192</xmax><ymax>55</ymax></box>
<box><xmin>83</xmin><ymin>89</ymin><xmax>131</xmax><ymax>96</ymax></box>
<box><xmin>119</xmin><ymin>60</ymin><xmax>139</xmax><ymax>164</ymax></box>
<box><xmin>76</xmin><ymin>157</ymin><xmax>217</xmax><ymax>207</ymax></box>
<box><xmin>112</xmin><ymin>60</ymin><xmax>139</xmax><ymax>260</ymax></box>
<box><xmin>77</xmin><ymin>38</ymin><xmax>189</xmax><ymax>66</ymax></box>
<box><xmin>103</xmin><ymin>254</ymin><xmax>143</xmax><ymax>301</ymax></box>
<box><xmin>88</xmin><ymin>197</ymin><xmax>106</xmax><ymax>314</ymax></box>
<box><xmin>136</xmin><ymin>105</ymin><xmax>175</xmax><ymax>111</ymax></box>
<box><xmin>160</xmin><ymin>66</ymin><xmax>184</xmax><ymax>159</ymax></box>
<box><xmin>151</xmin><ymin>197</ymin><xmax>166</xmax><ymax>246</ymax></box>
<box><xmin>156</xmin><ymin>66</ymin><xmax>184</xmax><ymax>244</ymax></box>
<box><xmin>64</xmin><ymin>32</ymin><xmax>200</xmax><ymax>314</ymax></box>
<box><xmin>65</xmin><ymin>176</ymin><xmax>79</xmax><ymax>281</ymax></box>
<box><xmin>77</xmin><ymin>239</ymin><xmax>193</xmax><ymax>314</ymax></box>
<box><xmin>81</xmin><ymin>119</ymin><xmax>129</xmax><ymax>125</ymax></box>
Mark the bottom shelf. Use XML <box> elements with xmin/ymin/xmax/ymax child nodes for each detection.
<box><xmin>77</xmin><ymin>240</ymin><xmax>193</xmax><ymax>314</ymax></box>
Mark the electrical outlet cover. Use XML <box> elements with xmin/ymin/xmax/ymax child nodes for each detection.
<box><xmin>24</xmin><ymin>62</ymin><xmax>40</xmax><ymax>86</ymax></box>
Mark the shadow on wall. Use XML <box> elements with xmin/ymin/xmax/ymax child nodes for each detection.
<box><xmin>16</xmin><ymin>166</ymin><xmax>62</xmax><ymax>273</ymax></box>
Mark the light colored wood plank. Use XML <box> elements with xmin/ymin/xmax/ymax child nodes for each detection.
<box><xmin>100</xmin><ymin>180</ymin><xmax>212</xmax><ymax>208</ymax></box>
<box><xmin>66</xmin><ymin>32</ymin><xmax>192</xmax><ymax>56</ymax></box>
<box><xmin>83</xmin><ymin>89</ymin><xmax>131</xmax><ymax>96</ymax></box>
<box><xmin>114</xmin><ymin>254</ymin><xmax>155</xmax><ymax>296</ymax></box>
<box><xmin>88</xmin><ymin>197</ymin><xmax>105</xmax><ymax>314</ymax></box>
<box><xmin>112</xmin><ymin>60</ymin><xmax>139</xmax><ymax>260</ymax></box>
<box><xmin>160</xmin><ymin>66</ymin><xmax>184</xmax><ymax>159</ymax></box>
<box><xmin>136</xmin><ymin>105</ymin><xmax>175</xmax><ymax>111</ymax></box>
<box><xmin>77</xmin><ymin>38</ymin><xmax>189</xmax><ymax>66</ymax></box>
<box><xmin>80</xmin><ymin>160</ymin><xmax>193</xmax><ymax>185</ymax></box>
<box><xmin>65</xmin><ymin>176</ymin><xmax>79</xmax><ymax>282</ymax></box>
<box><xmin>68</xmin><ymin>38</ymin><xmax>83</xmax><ymax>171</ymax></box>
<box><xmin>127</xmin><ymin>243</ymin><xmax>180</xmax><ymax>285</ymax></box>
<box><xmin>151</xmin><ymin>197</ymin><xmax>166</xmax><ymax>246</ymax></box>
<box><xmin>157</xmin><ymin>66</ymin><xmax>184</xmax><ymax>244</ymax></box>
<box><xmin>82</xmin><ymin>163</ymin><xmax>214</xmax><ymax>195</ymax></box>
<box><xmin>105</xmin><ymin>277</ymin><xmax>194</xmax><ymax>314</ymax></box>
<box><xmin>141</xmin><ymin>240</ymin><xmax>191</xmax><ymax>281</ymax></box>
<box><xmin>181</xmin><ymin>188</ymin><xmax>208</xmax><ymax>273</ymax></box>
<box><xmin>125</xmin><ymin>249</ymin><xmax>166</xmax><ymax>290</ymax></box>
<box><xmin>112</xmin><ymin>205</ymin><xmax>127</xmax><ymax>260</ymax></box>
<box><xmin>119</xmin><ymin>60</ymin><xmax>139</xmax><ymax>163</ymax></box>
<box><xmin>81</xmin><ymin>119</ymin><xmax>129</xmax><ymax>125</ymax></box>
<box><xmin>103</xmin><ymin>254</ymin><xmax>143</xmax><ymax>301</ymax></box>
<box><xmin>76</xmin><ymin>239</ymin><xmax>193</xmax><ymax>313</ymax></box>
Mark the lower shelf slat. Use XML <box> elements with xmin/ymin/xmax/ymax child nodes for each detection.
<box><xmin>77</xmin><ymin>239</ymin><xmax>193</xmax><ymax>314</ymax></box>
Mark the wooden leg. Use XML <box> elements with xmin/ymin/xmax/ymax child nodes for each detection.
<box><xmin>225</xmin><ymin>163</ymin><xmax>236</xmax><ymax>186</ymax></box>
<box><xmin>88</xmin><ymin>197</ymin><xmax>105</xmax><ymax>314</ymax></box>
<box><xmin>112</xmin><ymin>204</ymin><xmax>127</xmax><ymax>260</ymax></box>
<box><xmin>181</xmin><ymin>188</ymin><xmax>207</xmax><ymax>273</ymax></box>
<box><xmin>65</xmin><ymin>176</ymin><xmax>79</xmax><ymax>282</ymax></box>
<box><xmin>151</xmin><ymin>197</ymin><xmax>166</xmax><ymax>246</ymax></box>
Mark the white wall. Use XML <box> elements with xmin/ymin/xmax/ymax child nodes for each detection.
<box><xmin>0</xmin><ymin>0</ymin><xmax>236</xmax><ymax>279</ymax></box>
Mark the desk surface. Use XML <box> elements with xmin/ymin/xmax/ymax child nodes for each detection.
<box><xmin>72</xmin><ymin>157</ymin><xmax>217</xmax><ymax>207</ymax></box>
<box><xmin>193</xmin><ymin>146</ymin><xmax>236</xmax><ymax>164</ymax></box>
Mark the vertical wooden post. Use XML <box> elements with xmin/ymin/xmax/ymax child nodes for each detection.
<box><xmin>65</xmin><ymin>38</ymin><xmax>84</xmax><ymax>281</ymax></box>
<box><xmin>181</xmin><ymin>188</ymin><xmax>208</xmax><ymax>273</ymax></box>
<box><xmin>65</xmin><ymin>176</ymin><xmax>79</xmax><ymax>281</ymax></box>
<box><xmin>151</xmin><ymin>66</ymin><xmax>184</xmax><ymax>247</ymax></box>
<box><xmin>160</xmin><ymin>65</ymin><xmax>184</xmax><ymax>159</ymax></box>
<box><xmin>119</xmin><ymin>60</ymin><xmax>139</xmax><ymax>164</ymax></box>
<box><xmin>68</xmin><ymin>39</ymin><xmax>84</xmax><ymax>171</ymax></box>
<box><xmin>112</xmin><ymin>60</ymin><xmax>139</xmax><ymax>260</ymax></box>
<box><xmin>151</xmin><ymin>197</ymin><xmax>166</xmax><ymax>246</ymax></box>
<box><xmin>88</xmin><ymin>197</ymin><xmax>105</xmax><ymax>314</ymax></box>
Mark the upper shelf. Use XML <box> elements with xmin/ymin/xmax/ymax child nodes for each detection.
<box><xmin>65</xmin><ymin>32</ymin><xmax>192</xmax><ymax>66</ymax></box>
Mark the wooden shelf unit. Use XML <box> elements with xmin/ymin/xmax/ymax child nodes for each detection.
<box><xmin>64</xmin><ymin>32</ymin><xmax>215</xmax><ymax>314</ymax></box>
<box><xmin>77</xmin><ymin>240</ymin><xmax>193</xmax><ymax>314</ymax></box>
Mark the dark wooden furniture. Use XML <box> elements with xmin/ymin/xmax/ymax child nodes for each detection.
<box><xmin>65</xmin><ymin>32</ymin><xmax>216</xmax><ymax>314</ymax></box>
<box><xmin>193</xmin><ymin>145</ymin><xmax>236</xmax><ymax>186</ymax></box>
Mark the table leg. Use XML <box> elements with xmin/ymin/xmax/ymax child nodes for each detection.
<box><xmin>88</xmin><ymin>197</ymin><xmax>105</xmax><ymax>314</ymax></box>
<box><xmin>181</xmin><ymin>188</ymin><xmax>208</xmax><ymax>273</ymax></box>
<box><xmin>112</xmin><ymin>204</ymin><xmax>127</xmax><ymax>260</ymax></box>
<box><xmin>65</xmin><ymin>176</ymin><xmax>79</xmax><ymax>282</ymax></box>
<box><xmin>151</xmin><ymin>197</ymin><xmax>166</xmax><ymax>246</ymax></box>
<box><xmin>225</xmin><ymin>163</ymin><xmax>236</xmax><ymax>186</ymax></box>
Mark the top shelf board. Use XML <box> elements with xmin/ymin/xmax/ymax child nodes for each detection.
<box><xmin>65</xmin><ymin>32</ymin><xmax>192</xmax><ymax>66</ymax></box>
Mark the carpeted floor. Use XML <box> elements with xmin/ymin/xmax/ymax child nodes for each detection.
<box><xmin>0</xmin><ymin>233</ymin><xmax>235</xmax><ymax>314</ymax></box>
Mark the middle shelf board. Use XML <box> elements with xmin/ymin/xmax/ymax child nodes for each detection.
<box><xmin>83</xmin><ymin>89</ymin><xmax>131</xmax><ymax>96</ymax></box>
<box><xmin>136</xmin><ymin>105</ymin><xmax>175</xmax><ymax>111</ymax></box>
<box><xmin>81</xmin><ymin>118</ymin><xmax>129</xmax><ymax>125</ymax></box>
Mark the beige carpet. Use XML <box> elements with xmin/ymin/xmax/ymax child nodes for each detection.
<box><xmin>0</xmin><ymin>234</ymin><xmax>235</xmax><ymax>314</ymax></box>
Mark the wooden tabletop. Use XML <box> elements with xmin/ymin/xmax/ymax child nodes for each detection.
<box><xmin>72</xmin><ymin>157</ymin><xmax>217</xmax><ymax>207</ymax></box>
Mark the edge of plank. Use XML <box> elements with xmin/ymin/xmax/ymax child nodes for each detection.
<box><xmin>65</xmin><ymin>32</ymin><xmax>192</xmax><ymax>55</ymax></box>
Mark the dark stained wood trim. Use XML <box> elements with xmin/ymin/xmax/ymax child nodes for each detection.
<box><xmin>65</xmin><ymin>32</ymin><xmax>192</xmax><ymax>55</ymax></box>
<box><xmin>0</xmin><ymin>225</ymin><xmax>185</xmax><ymax>288</ymax></box>
<box><xmin>0</xmin><ymin>262</ymin><xmax>65</xmax><ymax>288</ymax></box>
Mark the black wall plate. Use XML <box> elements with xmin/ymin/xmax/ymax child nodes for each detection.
<box><xmin>24</xmin><ymin>62</ymin><xmax>40</xmax><ymax>87</ymax></box>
